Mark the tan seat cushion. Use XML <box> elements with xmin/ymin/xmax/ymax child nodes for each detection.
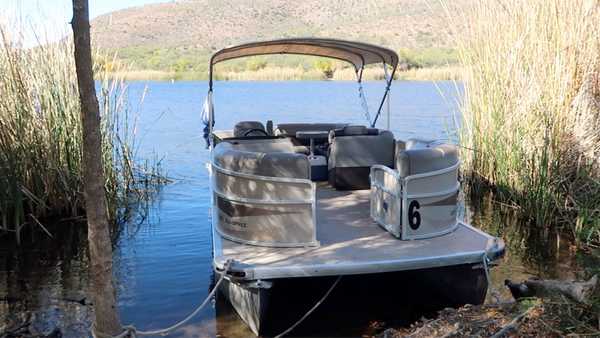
<box><xmin>395</xmin><ymin>142</ymin><xmax>458</xmax><ymax>178</ymax></box>
<box><xmin>213</xmin><ymin>142</ymin><xmax>310</xmax><ymax>179</ymax></box>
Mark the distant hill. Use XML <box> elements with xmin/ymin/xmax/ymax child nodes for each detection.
<box><xmin>91</xmin><ymin>0</ymin><xmax>466</xmax><ymax>77</ymax></box>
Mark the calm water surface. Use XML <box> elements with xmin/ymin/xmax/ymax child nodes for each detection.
<box><xmin>1</xmin><ymin>81</ymin><xmax>597</xmax><ymax>337</ymax></box>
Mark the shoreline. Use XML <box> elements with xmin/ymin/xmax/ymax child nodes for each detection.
<box><xmin>105</xmin><ymin>65</ymin><xmax>462</xmax><ymax>82</ymax></box>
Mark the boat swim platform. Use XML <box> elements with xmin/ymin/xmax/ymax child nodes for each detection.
<box><xmin>213</xmin><ymin>183</ymin><xmax>505</xmax><ymax>281</ymax></box>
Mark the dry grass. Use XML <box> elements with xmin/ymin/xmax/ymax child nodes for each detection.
<box><xmin>396</xmin><ymin>66</ymin><xmax>462</xmax><ymax>81</ymax></box>
<box><xmin>108</xmin><ymin>65</ymin><xmax>462</xmax><ymax>82</ymax></box>
<box><xmin>217</xmin><ymin>66</ymin><xmax>324</xmax><ymax>81</ymax></box>
<box><xmin>446</xmin><ymin>0</ymin><xmax>600</xmax><ymax>246</ymax></box>
<box><xmin>110</xmin><ymin>69</ymin><xmax>178</xmax><ymax>81</ymax></box>
<box><xmin>0</xmin><ymin>27</ymin><xmax>165</xmax><ymax>240</ymax></box>
<box><xmin>333</xmin><ymin>65</ymin><xmax>462</xmax><ymax>81</ymax></box>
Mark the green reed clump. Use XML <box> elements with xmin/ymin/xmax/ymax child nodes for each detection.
<box><xmin>446</xmin><ymin>0</ymin><xmax>600</xmax><ymax>246</ymax></box>
<box><xmin>0</xmin><ymin>28</ymin><xmax>165</xmax><ymax>239</ymax></box>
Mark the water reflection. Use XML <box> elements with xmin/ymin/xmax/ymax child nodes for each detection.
<box><xmin>0</xmin><ymin>223</ymin><xmax>91</xmax><ymax>337</ymax></box>
<box><xmin>467</xmin><ymin>192</ymin><xmax>599</xmax><ymax>304</ymax></box>
<box><xmin>4</xmin><ymin>193</ymin><xmax>594</xmax><ymax>337</ymax></box>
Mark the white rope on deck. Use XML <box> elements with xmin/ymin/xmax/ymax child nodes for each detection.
<box><xmin>274</xmin><ymin>275</ymin><xmax>342</xmax><ymax>338</ymax></box>
<box><xmin>105</xmin><ymin>260</ymin><xmax>232</xmax><ymax>338</ymax></box>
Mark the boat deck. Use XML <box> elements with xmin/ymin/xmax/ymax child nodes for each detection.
<box><xmin>213</xmin><ymin>183</ymin><xmax>504</xmax><ymax>280</ymax></box>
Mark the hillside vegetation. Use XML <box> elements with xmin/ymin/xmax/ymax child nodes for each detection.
<box><xmin>91</xmin><ymin>0</ymin><xmax>466</xmax><ymax>79</ymax></box>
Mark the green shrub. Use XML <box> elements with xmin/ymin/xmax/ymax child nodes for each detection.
<box><xmin>313</xmin><ymin>59</ymin><xmax>335</xmax><ymax>79</ymax></box>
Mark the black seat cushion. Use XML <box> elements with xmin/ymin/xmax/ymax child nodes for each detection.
<box><xmin>234</xmin><ymin>121</ymin><xmax>266</xmax><ymax>137</ymax></box>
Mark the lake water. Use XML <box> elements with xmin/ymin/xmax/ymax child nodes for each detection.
<box><xmin>1</xmin><ymin>81</ymin><xmax>597</xmax><ymax>338</ymax></box>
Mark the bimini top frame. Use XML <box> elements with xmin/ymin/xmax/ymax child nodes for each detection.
<box><xmin>209</xmin><ymin>38</ymin><xmax>399</xmax><ymax>87</ymax></box>
<box><xmin>203</xmin><ymin>38</ymin><xmax>399</xmax><ymax>145</ymax></box>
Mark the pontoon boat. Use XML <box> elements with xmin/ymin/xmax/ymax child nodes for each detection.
<box><xmin>203</xmin><ymin>38</ymin><xmax>505</xmax><ymax>336</ymax></box>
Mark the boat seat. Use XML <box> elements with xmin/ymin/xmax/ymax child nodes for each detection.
<box><xmin>370</xmin><ymin>139</ymin><xmax>460</xmax><ymax>239</ymax></box>
<box><xmin>212</xmin><ymin>142</ymin><xmax>316</xmax><ymax>248</ymax></box>
<box><xmin>395</xmin><ymin>139</ymin><xmax>458</xmax><ymax>178</ymax></box>
<box><xmin>328</xmin><ymin>125</ymin><xmax>395</xmax><ymax>190</ymax></box>
<box><xmin>214</xmin><ymin>142</ymin><xmax>310</xmax><ymax>179</ymax></box>
<box><xmin>234</xmin><ymin>121</ymin><xmax>267</xmax><ymax>137</ymax></box>
<box><xmin>225</xmin><ymin>137</ymin><xmax>306</xmax><ymax>154</ymax></box>
<box><xmin>275</xmin><ymin>123</ymin><xmax>347</xmax><ymax>146</ymax></box>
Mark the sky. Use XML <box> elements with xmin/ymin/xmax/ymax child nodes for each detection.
<box><xmin>1</xmin><ymin>0</ymin><xmax>169</xmax><ymax>47</ymax></box>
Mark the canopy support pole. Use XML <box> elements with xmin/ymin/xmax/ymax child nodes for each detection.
<box><xmin>209</xmin><ymin>62</ymin><xmax>214</xmax><ymax>92</ymax></box>
<box><xmin>384</xmin><ymin>64</ymin><xmax>391</xmax><ymax>130</ymax></box>
<box><xmin>208</xmin><ymin>90</ymin><xmax>214</xmax><ymax>149</ymax></box>
<box><xmin>201</xmin><ymin>86</ymin><xmax>214</xmax><ymax>149</ymax></box>
<box><xmin>371</xmin><ymin>63</ymin><xmax>396</xmax><ymax>128</ymax></box>
<box><xmin>204</xmin><ymin>60</ymin><xmax>216</xmax><ymax>149</ymax></box>
<box><xmin>386</xmin><ymin>88</ymin><xmax>391</xmax><ymax>130</ymax></box>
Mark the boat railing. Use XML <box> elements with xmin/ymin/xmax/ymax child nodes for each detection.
<box><xmin>370</xmin><ymin>161</ymin><xmax>460</xmax><ymax>240</ymax></box>
<box><xmin>211</xmin><ymin>162</ymin><xmax>318</xmax><ymax>247</ymax></box>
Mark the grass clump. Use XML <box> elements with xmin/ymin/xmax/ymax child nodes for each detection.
<box><xmin>448</xmin><ymin>0</ymin><xmax>600</xmax><ymax>247</ymax></box>
<box><xmin>0</xmin><ymin>27</ymin><xmax>165</xmax><ymax>240</ymax></box>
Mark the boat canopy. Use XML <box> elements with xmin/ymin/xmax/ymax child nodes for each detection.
<box><xmin>202</xmin><ymin>38</ymin><xmax>400</xmax><ymax>147</ymax></box>
<box><xmin>209</xmin><ymin>38</ymin><xmax>399</xmax><ymax>85</ymax></box>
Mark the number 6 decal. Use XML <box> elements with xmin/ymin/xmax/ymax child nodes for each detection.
<box><xmin>408</xmin><ymin>200</ymin><xmax>421</xmax><ymax>230</ymax></box>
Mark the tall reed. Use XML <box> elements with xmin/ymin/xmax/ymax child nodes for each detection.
<box><xmin>0</xmin><ymin>27</ymin><xmax>164</xmax><ymax>239</ymax></box>
<box><xmin>447</xmin><ymin>0</ymin><xmax>600</xmax><ymax>246</ymax></box>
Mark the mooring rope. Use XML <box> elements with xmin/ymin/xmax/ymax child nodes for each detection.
<box><xmin>482</xmin><ymin>253</ymin><xmax>491</xmax><ymax>286</ymax></box>
<box><xmin>482</xmin><ymin>252</ymin><xmax>502</xmax><ymax>303</ymax></box>
<box><xmin>274</xmin><ymin>275</ymin><xmax>342</xmax><ymax>338</ymax></box>
<box><xmin>104</xmin><ymin>260</ymin><xmax>232</xmax><ymax>338</ymax></box>
<box><xmin>102</xmin><ymin>261</ymin><xmax>341</xmax><ymax>337</ymax></box>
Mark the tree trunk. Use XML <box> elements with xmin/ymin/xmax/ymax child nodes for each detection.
<box><xmin>71</xmin><ymin>1</ymin><xmax>122</xmax><ymax>336</ymax></box>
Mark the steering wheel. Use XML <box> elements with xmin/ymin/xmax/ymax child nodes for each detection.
<box><xmin>243</xmin><ymin>128</ymin><xmax>269</xmax><ymax>137</ymax></box>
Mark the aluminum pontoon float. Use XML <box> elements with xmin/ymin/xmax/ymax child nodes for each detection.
<box><xmin>202</xmin><ymin>38</ymin><xmax>505</xmax><ymax>336</ymax></box>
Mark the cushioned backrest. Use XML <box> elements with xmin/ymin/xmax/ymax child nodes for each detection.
<box><xmin>328</xmin><ymin>125</ymin><xmax>381</xmax><ymax>142</ymax></box>
<box><xmin>341</xmin><ymin>125</ymin><xmax>367</xmax><ymax>135</ymax></box>
<box><xmin>227</xmin><ymin>138</ymin><xmax>297</xmax><ymax>153</ymax></box>
<box><xmin>234</xmin><ymin>121</ymin><xmax>266</xmax><ymax>137</ymax></box>
<box><xmin>395</xmin><ymin>143</ymin><xmax>458</xmax><ymax>178</ymax></box>
<box><xmin>329</xmin><ymin>130</ymin><xmax>395</xmax><ymax>168</ymax></box>
<box><xmin>328</xmin><ymin>129</ymin><xmax>395</xmax><ymax>189</ymax></box>
<box><xmin>214</xmin><ymin>142</ymin><xmax>310</xmax><ymax>179</ymax></box>
<box><xmin>405</xmin><ymin>138</ymin><xmax>445</xmax><ymax>150</ymax></box>
<box><xmin>275</xmin><ymin>123</ymin><xmax>347</xmax><ymax>137</ymax></box>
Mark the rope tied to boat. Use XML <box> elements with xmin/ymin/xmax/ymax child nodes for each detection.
<box><xmin>482</xmin><ymin>252</ymin><xmax>503</xmax><ymax>303</ymax></box>
<box><xmin>274</xmin><ymin>275</ymin><xmax>342</xmax><ymax>338</ymax></box>
<box><xmin>104</xmin><ymin>259</ymin><xmax>233</xmax><ymax>338</ymax></box>
<box><xmin>482</xmin><ymin>252</ymin><xmax>491</xmax><ymax>286</ymax></box>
